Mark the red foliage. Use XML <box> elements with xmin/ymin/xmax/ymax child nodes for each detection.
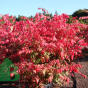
<box><xmin>0</xmin><ymin>10</ymin><xmax>88</xmax><ymax>88</ymax></box>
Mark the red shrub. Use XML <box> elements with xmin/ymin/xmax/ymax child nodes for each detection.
<box><xmin>0</xmin><ymin>10</ymin><xmax>88</xmax><ymax>88</ymax></box>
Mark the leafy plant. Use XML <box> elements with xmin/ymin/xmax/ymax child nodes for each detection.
<box><xmin>0</xmin><ymin>9</ymin><xmax>87</xmax><ymax>88</ymax></box>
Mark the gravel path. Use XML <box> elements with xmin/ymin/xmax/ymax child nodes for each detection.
<box><xmin>75</xmin><ymin>57</ymin><xmax>88</xmax><ymax>88</ymax></box>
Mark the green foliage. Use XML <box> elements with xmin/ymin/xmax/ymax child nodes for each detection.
<box><xmin>79</xmin><ymin>19</ymin><xmax>88</xmax><ymax>24</ymax></box>
<box><xmin>67</xmin><ymin>15</ymin><xmax>73</xmax><ymax>23</ymax></box>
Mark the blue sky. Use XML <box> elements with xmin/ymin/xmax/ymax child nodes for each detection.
<box><xmin>0</xmin><ymin>0</ymin><xmax>88</xmax><ymax>17</ymax></box>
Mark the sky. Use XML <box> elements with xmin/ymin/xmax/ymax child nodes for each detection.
<box><xmin>0</xmin><ymin>0</ymin><xmax>88</xmax><ymax>17</ymax></box>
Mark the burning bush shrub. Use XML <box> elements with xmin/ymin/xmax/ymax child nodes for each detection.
<box><xmin>0</xmin><ymin>9</ymin><xmax>88</xmax><ymax>88</ymax></box>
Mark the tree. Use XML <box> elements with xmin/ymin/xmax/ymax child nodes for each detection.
<box><xmin>72</xmin><ymin>9</ymin><xmax>88</xmax><ymax>18</ymax></box>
